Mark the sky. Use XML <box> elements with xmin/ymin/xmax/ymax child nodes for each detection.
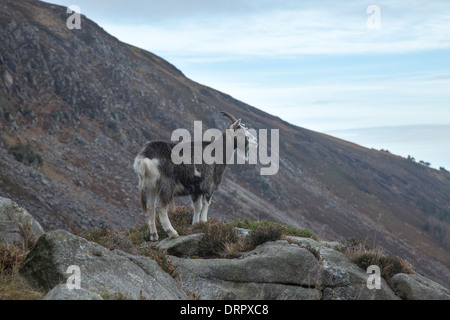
<box><xmin>44</xmin><ymin>0</ymin><xmax>450</xmax><ymax>169</ymax></box>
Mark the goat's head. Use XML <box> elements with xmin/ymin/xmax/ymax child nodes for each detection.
<box><xmin>220</xmin><ymin>111</ymin><xmax>258</xmax><ymax>162</ymax></box>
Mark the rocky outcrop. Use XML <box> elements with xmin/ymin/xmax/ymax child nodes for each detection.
<box><xmin>172</xmin><ymin>241</ymin><xmax>322</xmax><ymax>300</ymax></box>
<box><xmin>14</xmin><ymin>229</ymin><xmax>450</xmax><ymax>300</ymax></box>
<box><xmin>15</xmin><ymin>229</ymin><xmax>450</xmax><ymax>300</ymax></box>
<box><xmin>171</xmin><ymin>238</ymin><xmax>399</xmax><ymax>300</ymax></box>
<box><xmin>19</xmin><ymin>230</ymin><xmax>187</xmax><ymax>300</ymax></box>
<box><xmin>1</xmin><ymin>198</ymin><xmax>448</xmax><ymax>300</ymax></box>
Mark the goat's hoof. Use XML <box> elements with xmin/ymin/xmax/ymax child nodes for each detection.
<box><xmin>169</xmin><ymin>232</ymin><xmax>179</xmax><ymax>239</ymax></box>
<box><xmin>150</xmin><ymin>233</ymin><xmax>159</xmax><ymax>242</ymax></box>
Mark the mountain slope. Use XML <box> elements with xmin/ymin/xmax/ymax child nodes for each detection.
<box><xmin>0</xmin><ymin>0</ymin><xmax>449</xmax><ymax>287</ymax></box>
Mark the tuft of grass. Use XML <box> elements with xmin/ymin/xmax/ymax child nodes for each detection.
<box><xmin>339</xmin><ymin>238</ymin><xmax>415</xmax><ymax>281</ymax></box>
<box><xmin>353</xmin><ymin>253</ymin><xmax>414</xmax><ymax>281</ymax></box>
<box><xmin>74</xmin><ymin>225</ymin><xmax>138</xmax><ymax>255</ymax></box>
<box><xmin>0</xmin><ymin>240</ymin><xmax>45</xmax><ymax>300</ymax></box>
<box><xmin>126</xmin><ymin>223</ymin><xmax>150</xmax><ymax>246</ymax></box>
<box><xmin>0</xmin><ymin>272</ymin><xmax>45</xmax><ymax>300</ymax></box>
<box><xmin>248</xmin><ymin>224</ymin><xmax>284</xmax><ymax>247</ymax></box>
<box><xmin>230</xmin><ymin>218</ymin><xmax>319</xmax><ymax>240</ymax></box>
<box><xmin>192</xmin><ymin>221</ymin><xmax>240</xmax><ymax>258</ymax></box>
<box><xmin>0</xmin><ymin>241</ymin><xmax>26</xmax><ymax>276</ymax></box>
<box><xmin>8</xmin><ymin>143</ymin><xmax>43</xmax><ymax>166</ymax></box>
<box><xmin>138</xmin><ymin>244</ymin><xmax>179</xmax><ymax>278</ymax></box>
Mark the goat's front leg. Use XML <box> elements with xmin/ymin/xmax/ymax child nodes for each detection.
<box><xmin>200</xmin><ymin>194</ymin><xmax>212</xmax><ymax>222</ymax></box>
<box><xmin>157</xmin><ymin>203</ymin><xmax>179</xmax><ymax>238</ymax></box>
<box><xmin>192</xmin><ymin>194</ymin><xmax>203</xmax><ymax>224</ymax></box>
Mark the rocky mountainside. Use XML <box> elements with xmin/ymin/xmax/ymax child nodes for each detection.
<box><xmin>0</xmin><ymin>0</ymin><xmax>449</xmax><ymax>287</ymax></box>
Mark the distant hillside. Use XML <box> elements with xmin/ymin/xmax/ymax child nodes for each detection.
<box><xmin>0</xmin><ymin>0</ymin><xmax>449</xmax><ymax>287</ymax></box>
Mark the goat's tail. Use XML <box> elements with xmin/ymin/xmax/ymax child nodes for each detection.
<box><xmin>133</xmin><ymin>155</ymin><xmax>160</xmax><ymax>212</ymax></box>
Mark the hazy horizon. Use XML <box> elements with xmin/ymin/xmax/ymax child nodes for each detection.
<box><xmin>326</xmin><ymin>124</ymin><xmax>450</xmax><ymax>169</ymax></box>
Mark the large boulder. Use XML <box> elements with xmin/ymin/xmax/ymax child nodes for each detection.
<box><xmin>172</xmin><ymin>238</ymin><xmax>400</xmax><ymax>300</ymax></box>
<box><xmin>156</xmin><ymin>233</ymin><xmax>205</xmax><ymax>257</ymax></box>
<box><xmin>43</xmin><ymin>284</ymin><xmax>103</xmax><ymax>300</ymax></box>
<box><xmin>176</xmin><ymin>241</ymin><xmax>321</xmax><ymax>286</ymax></box>
<box><xmin>287</xmin><ymin>236</ymin><xmax>399</xmax><ymax>300</ymax></box>
<box><xmin>0</xmin><ymin>220</ymin><xmax>23</xmax><ymax>245</ymax></box>
<box><xmin>172</xmin><ymin>241</ymin><xmax>322</xmax><ymax>300</ymax></box>
<box><xmin>388</xmin><ymin>273</ymin><xmax>450</xmax><ymax>300</ymax></box>
<box><xmin>0</xmin><ymin>197</ymin><xmax>44</xmax><ymax>244</ymax></box>
<box><xmin>19</xmin><ymin>230</ymin><xmax>187</xmax><ymax>300</ymax></box>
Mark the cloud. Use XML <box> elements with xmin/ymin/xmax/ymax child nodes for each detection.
<box><xmin>203</xmin><ymin>69</ymin><xmax>450</xmax><ymax>131</ymax></box>
<box><xmin>43</xmin><ymin>0</ymin><xmax>450</xmax><ymax>60</ymax></box>
<box><xmin>94</xmin><ymin>1</ymin><xmax>450</xmax><ymax>60</ymax></box>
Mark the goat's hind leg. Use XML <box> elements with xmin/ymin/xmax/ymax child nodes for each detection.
<box><xmin>145</xmin><ymin>190</ymin><xmax>159</xmax><ymax>241</ymax></box>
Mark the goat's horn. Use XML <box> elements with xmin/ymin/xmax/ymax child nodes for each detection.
<box><xmin>220</xmin><ymin>111</ymin><xmax>238</xmax><ymax>123</ymax></box>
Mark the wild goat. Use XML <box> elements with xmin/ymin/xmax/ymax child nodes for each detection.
<box><xmin>133</xmin><ymin>112</ymin><xmax>258</xmax><ymax>240</ymax></box>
